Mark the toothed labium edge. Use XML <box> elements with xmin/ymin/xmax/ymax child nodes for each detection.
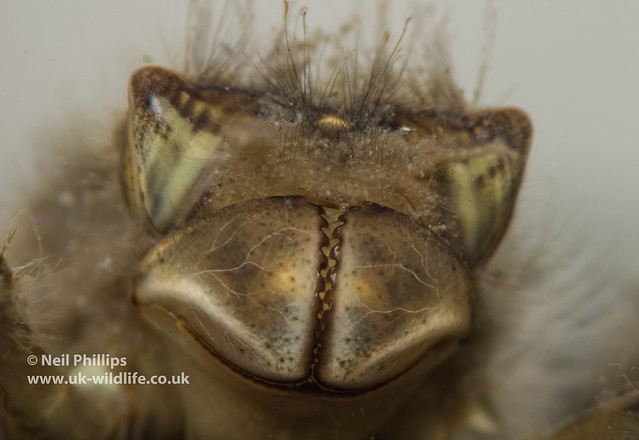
<box><xmin>2</xmin><ymin>1</ymin><xmax>638</xmax><ymax>439</ymax></box>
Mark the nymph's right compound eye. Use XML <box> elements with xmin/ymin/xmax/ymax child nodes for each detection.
<box><xmin>134</xmin><ymin>197</ymin><xmax>472</xmax><ymax>392</ymax></box>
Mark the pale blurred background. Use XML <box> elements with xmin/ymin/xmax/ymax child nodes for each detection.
<box><xmin>1</xmin><ymin>0</ymin><xmax>637</xmax><ymax>274</ymax></box>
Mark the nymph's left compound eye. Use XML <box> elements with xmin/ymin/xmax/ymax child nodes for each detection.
<box><xmin>134</xmin><ymin>197</ymin><xmax>472</xmax><ymax>391</ymax></box>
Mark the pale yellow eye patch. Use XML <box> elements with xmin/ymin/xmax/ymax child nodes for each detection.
<box><xmin>444</xmin><ymin>145</ymin><xmax>519</xmax><ymax>262</ymax></box>
<box><xmin>123</xmin><ymin>66</ymin><xmax>259</xmax><ymax>232</ymax></box>
<box><xmin>438</xmin><ymin>109</ymin><xmax>532</xmax><ymax>263</ymax></box>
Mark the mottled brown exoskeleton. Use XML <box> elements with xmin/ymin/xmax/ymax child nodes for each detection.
<box><xmin>1</xmin><ymin>2</ymin><xmax>637</xmax><ymax>439</ymax></box>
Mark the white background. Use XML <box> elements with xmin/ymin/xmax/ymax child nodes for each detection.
<box><xmin>1</xmin><ymin>0</ymin><xmax>638</xmax><ymax>276</ymax></box>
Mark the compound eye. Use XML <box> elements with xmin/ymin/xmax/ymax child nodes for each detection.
<box><xmin>122</xmin><ymin>66</ymin><xmax>260</xmax><ymax>232</ymax></box>
<box><xmin>397</xmin><ymin>109</ymin><xmax>532</xmax><ymax>263</ymax></box>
